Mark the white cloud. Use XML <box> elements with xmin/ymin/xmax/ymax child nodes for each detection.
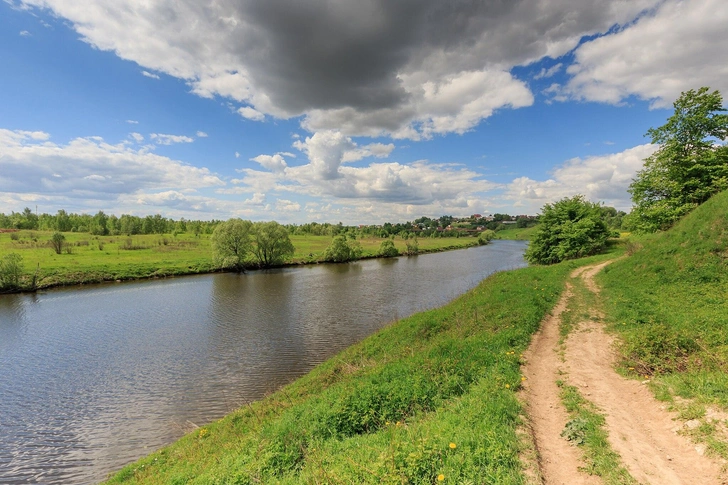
<box><xmin>237</xmin><ymin>106</ymin><xmax>265</xmax><ymax>122</ymax></box>
<box><xmin>566</xmin><ymin>0</ymin><xmax>728</xmax><ymax>107</ymax></box>
<box><xmin>505</xmin><ymin>144</ymin><xmax>658</xmax><ymax>212</ymax></box>
<box><xmin>533</xmin><ymin>63</ymin><xmax>562</xmax><ymax>80</ymax></box>
<box><xmin>0</xmin><ymin>129</ymin><xmax>224</xmax><ymax>208</ymax></box>
<box><xmin>235</xmin><ymin>151</ymin><xmax>240</xmax><ymax>158</ymax></box>
<box><xmin>126</xmin><ymin>120</ymin><xmax>139</xmax><ymax>124</ymax></box>
<box><xmin>19</xmin><ymin>30</ymin><xmax>31</xmax><ymax>36</ymax></box>
<box><xmin>250</xmin><ymin>153</ymin><xmax>288</xmax><ymax>173</ymax></box>
<box><xmin>129</xmin><ymin>132</ymin><xmax>144</xmax><ymax>142</ymax></box>
<box><xmin>150</xmin><ymin>133</ymin><xmax>194</xmax><ymax>145</ymax></box>
<box><xmin>196</xmin><ymin>131</ymin><xmax>208</xmax><ymax>138</ymax></box>
<box><xmin>276</xmin><ymin>199</ymin><xmax>301</xmax><ymax>212</ymax></box>
<box><xmin>141</xmin><ymin>70</ymin><xmax>160</xmax><ymax>80</ymax></box>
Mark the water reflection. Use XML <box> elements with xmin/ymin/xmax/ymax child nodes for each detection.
<box><xmin>0</xmin><ymin>241</ymin><xmax>528</xmax><ymax>484</ymax></box>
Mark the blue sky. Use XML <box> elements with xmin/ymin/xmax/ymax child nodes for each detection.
<box><xmin>1</xmin><ymin>0</ymin><xmax>726</xmax><ymax>224</ymax></box>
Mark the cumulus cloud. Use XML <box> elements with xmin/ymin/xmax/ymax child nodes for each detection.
<box><xmin>505</xmin><ymin>144</ymin><xmax>658</xmax><ymax>212</ymax></box>
<box><xmin>150</xmin><ymin>133</ymin><xmax>194</xmax><ymax>145</ymax></box>
<box><xmin>238</xmin><ymin>106</ymin><xmax>265</xmax><ymax>121</ymax></box>
<box><xmin>196</xmin><ymin>131</ymin><xmax>208</xmax><ymax>138</ymax></box>
<box><xmin>533</xmin><ymin>63</ymin><xmax>562</xmax><ymax>80</ymax></box>
<box><xmin>566</xmin><ymin>0</ymin><xmax>728</xmax><ymax>107</ymax></box>
<box><xmin>19</xmin><ymin>30</ymin><xmax>31</xmax><ymax>36</ymax></box>
<box><xmin>16</xmin><ymin>0</ymin><xmax>661</xmax><ymax>138</ymax></box>
<box><xmin>0</xmin><ymin>129</ymin><xmax>223</xmax><ymax>205</ymax></box>
<box><xmin>129</xmin><ymin>132</ymin><xmax>144</xmax><ymax>142</ymax></box>
<box><xmin>141</xmin><ymin>70</ymin><xmax>160</xmax><ymax>80</ymax></box>
<box><xmin>236</xmin><ymin>130</ymin><xmax>496</xmax><ymax>210</ymax></box>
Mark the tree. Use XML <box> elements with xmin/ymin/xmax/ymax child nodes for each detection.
<box><xmin>50</xmin><ymin>232</ymin><xmax>66</xmax><ymax>255</ymax></box>
<box><xmin>404</xmin><ymin>237</ymin><xmax>419</xmax><ymax>255</ymax></box>
<box><xmin>322</xmin><ymin>235</ymin><xmax>363</xmax><ymax>262</ymax></box>
<box><xmin>525</xmin><ymin>195</ymin><xmax>610</xmax><ymax>265</ymax></box>
<box><xmin>478</xmin><ymin>230</ymin><xmax>496</xmax><ymax>245</ymax></box>
<box><xmin>251</xmin><ymin>221</ymin><xmax>295</xmax><ymax>268</ymax></box>
<box><xmin>211</xmin><ymin>219</ymin><xmax>253</xmax><ymax>271</ymax></box>
<box><xmin>629</xmin><ymin>87</ymin><xmax>728</xmax><ymax>232</ymax></box>
<box><xmin>378</xmin><ymin>239</ymin><xmax>399</xmax><ymax>257</ymax></box>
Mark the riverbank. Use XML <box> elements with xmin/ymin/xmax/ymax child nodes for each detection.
<box><xmin>101</xmin><ymin>246</ymin><xmax>620</xmax><ymax>484</ymax></box>
<box><xmin>0</xmin><ymin>232</ymin><xmax>483</xmax><ymax>293</ymax></box>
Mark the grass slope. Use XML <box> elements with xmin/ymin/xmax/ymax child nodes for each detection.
<box><xmin>599</xmin><ymin>190</ymin><xmax>728</xmax><ymax>453</ymax></box>
<box><xmin>0</xmin><ymin>233</ymin><xmax>477</xmax><ymax>290</ymax></box>
<box><xmin>102</xmin><ymin>253</ymin><xmax>627</xmax><ymax>484</ymax></box>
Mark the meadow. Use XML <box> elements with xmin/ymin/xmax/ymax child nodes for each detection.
<box><xmin>0</xmin><ymin>231</ymin><xmax>479</xmax><ymax>290</ymax></box>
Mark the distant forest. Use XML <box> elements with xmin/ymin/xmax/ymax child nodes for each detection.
<box><xmin>0</xmin><ymin>207</ymin><xmax>625</xmax><ymax>238</ymax></box>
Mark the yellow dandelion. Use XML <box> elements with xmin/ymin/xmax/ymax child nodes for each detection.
<box><xmin>521</xmin><ymin>376</ymin><xmax>527</xmax><ymax>381</ymax></box>
<box><xmin>438</xmin><ymin>474</ymin><xmax>445</xmax><ymax>481</ymax></box>
<box><xmin>505</xmin><ymin>384</ymin><xmax>510</xmax><ymax>389</ymax></box>
<box><xmin>449</xmin><ymin>442</ymin><xmax>457</xmax><ymax>449</ymax></box>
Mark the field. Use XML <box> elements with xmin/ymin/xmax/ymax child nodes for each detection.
<box><xmin>0</xmin><ymin>231</ymin><xmax>480</xmax><ymax>289</ymax></box>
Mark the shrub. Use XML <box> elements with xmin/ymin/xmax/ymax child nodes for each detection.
<box><xmin>404</xmin><ymin>237</ymin><xmax>419</xmax><ymax>256</ymax></box>
<box><xmin>0</xmin><ymin>253</ymin><xmax>24</xmax><ymax>291</ymax></box>
<box><xmin>525</xmin><ymin>195</ymin><xmax>610</xmax><ymax>265</ymax></box>
<box><xmin>378</xmin><ymin>239</ymin><xmax>399</xmax><ymax>257</ymax></box>
<box><xmin>478</xmin><ymin>230</ymin><xmax>496</xmax><ymax>245</ymax></box>
<box><xmin>50</xmin><ymin>232</ymin><xmax>65</xmax><ymax>255</ymax></box>
<box><xmin>322</xmin><ymin>235</ymin><xmax>363</xmax><ymax>262</ymax></box>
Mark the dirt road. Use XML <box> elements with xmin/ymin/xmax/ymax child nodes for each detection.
<box><xmin>521</xmin><ymin>262</ymin><xmax>725</xmax><ymax>484</ymax></box>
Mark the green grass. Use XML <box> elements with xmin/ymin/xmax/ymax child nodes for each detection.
<box><xmin>598</xmin><ymin>189</ymin><xmax>728</xmax><ymax>456</ymax></box>
<box><xmin>0</xmin><ymin>232</ymin><xmax>478</xmax><ymax>290</ymax></box>
<box><xmin>494</xmin><ymin>226</ymin><xmax>538</xmax><ymax>241</ymax></box>
<box><xmin>101</xmin><ymin>253</ymin><xmax>610</xmax><ymax>484</ymax></box>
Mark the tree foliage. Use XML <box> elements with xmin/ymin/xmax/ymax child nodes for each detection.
<box><xmin>525</xmin><ymin>195</ymin><xmax>610</xmax><ymax>265</ymax></box>
<box><xmin>477</xmin><ymin>230</ymin><xmax>496</xmax><ymax>245</ymax></box>
<box><xmin>50</xmin><ymin>232</ymin><xmax>66</xmax><ymax>255</ymax></box>
<box><xmin>378</xmin><ymin>239</ymin><xmax>399</xmax><ymax>257</ymax></box>
<box><xmin>211</xmin><ymin>219</ymin><xmax>253</xmax><ymax>271</ymax></box>
<box><xmin>322</xmin><ymin>235</ymin><xmax>363</xmax><ymax>263</ymax></box>
<box><xmin>629</xmin><ymin>87</ymin><xmax>728</xmax><ymax>232</ymax></box>
<box><xmin>251</xmin><ymin>221</ymin><xmax>295</xmax><ymax>268</ymax></box>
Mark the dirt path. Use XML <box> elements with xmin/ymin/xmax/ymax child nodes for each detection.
<box><xmin>522</xmin><ymin>261</ymin><xmax>726</xmax><ymax>485</ymax></box>
<box><xmin>521</xmin><ymin>283</ymin><xmax>602</xmax><ymax>485</ymax></box>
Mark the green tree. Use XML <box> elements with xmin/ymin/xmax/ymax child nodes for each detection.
<box><xmin>211</xmin><ymin>219</ymin><xmax>253</xmax><ymax>272</ymax></box>
<box><xmin>378</xmin><ymin>239</ymin><xmax>399</xmax><ymax>257</ymax></box>
<box><xmin>0</xmin><ymin>253</ymin><xmax>24</xmax><ymax>291</ymax></box>
<box><xmin>477</xmin><ymin>229</ymin><xmax>496</xmax><ymax>245</ymax></box>
<box><xmin>525</xmin><ymin>195</ymin><xmax>610</xmax><ymax>265</ymax></box>
<box><xmin>322</xmin><ymin>235</ymin><xmax>363</xmax><ymax>262</ymax></box>
<box><xmin>50</xmin><ymin>232</ymin><xmax>66</xmax><ymax>255</ymax></box>
<box><xmin>251</xmin><ymin>221</ymin><xmax>295</xmax><ymax>268</ymax></box>
<box><xmin>629</xmin><ymin>87</ymin><xmax>728</xmax><ymax>232</ymax></box>
<box><xmin>404</xmin><ymin>237</ymin><xmax>419</xmax><ymax>255</ymax></box>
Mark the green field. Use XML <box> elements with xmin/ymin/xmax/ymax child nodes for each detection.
<box><xmin>0</xmin><ymin>231</ymin><xmax>480</xmax><ymax>289</ymax></box>
<box><xmin>493</xmin><ymin>226</ymin><xmax>537</xmax><ymax>241</ymax></box>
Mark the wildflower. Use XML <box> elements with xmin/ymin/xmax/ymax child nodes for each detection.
<box><xmin>521</xmin><ymin>376</ymin><xmax>527</xmax><ymax>381</ymax></box>
<box><xmin>449</xmin><ymin>442</ymin><xmax>457</xmax><ymax>449</ymax></box>
<box><xmin>505</xmin><ymin>384</ymin><xmax>510</xmax><ymax>389</ymax></box>
<box><xmin>438</xmin><ymin>474</ymin><xmax>445</xmax><ymax>481</ymax></box>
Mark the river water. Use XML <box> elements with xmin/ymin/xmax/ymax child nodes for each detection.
<box><xmin>0</xmin><ymin>241</ymin><xmax>528</xmax><ymax>484</ymax></box>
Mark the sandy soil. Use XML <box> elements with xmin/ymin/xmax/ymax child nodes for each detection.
<box><xmin>521</xmin><ymin>261</ymin><xmax>727</xmax><ymax>484</ymax></box>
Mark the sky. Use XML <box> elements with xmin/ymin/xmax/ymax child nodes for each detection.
<box><xmin>1</xmin><ymin>0</ymin><xmax>727</xmax><ymax>224</ymax></box>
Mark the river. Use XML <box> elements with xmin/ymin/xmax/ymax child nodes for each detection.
<box><xmin>0</xmin><ymin>240</ymin><xmax>527</xmax><ymax>484</ymax></box>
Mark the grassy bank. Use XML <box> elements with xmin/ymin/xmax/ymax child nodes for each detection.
<box><xmin>101</xmin><ymin>251</ymin><xmax>622</xmax><ymax>484</ymax></box>
<box><xmin>598</xmin><ymin>189</ymin><xmax>728</xmax><ymax>456</ymax></box>
<box><xmin>0</xmin><ymin>232</ymin><xmax>478</xmax><ymax>290</ymax></box>
<box><xmin>494</xmin><ymin>226</ymin><xmax>537</xmax><ymax>241</ymax></box>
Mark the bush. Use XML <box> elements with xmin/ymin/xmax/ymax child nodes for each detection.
<box><xmin>0</xmin><ymin>253</ymin><xmax>24</xmax><ymax>291</ymax></box>
<box><xmin>477</xmin><ymin>230</ymin><xmax>496</xmax><ymax>245</ymax></box>
<box><xmin>525</xmin><ymin>195</ymin><xmax>610</xmax><ymax>265</ymax></box>
<box><xmin>322</xmin><ymin>235</ymin><xmax>363</xmax><ymax>262</ymax></box>
<box><xmin>50</xmin><ymin>232</ymin><xmax>65</xmax><ymax>255</ymax></box>
<box><xmin>404</xmin><ymin>237</ymin><xmax>419</xmax><ymax>255</ymax></box>
<box><xmin>378</xmin><ymin>239</ymin><xmax>399</xmax><ymax>257</ymax></box>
